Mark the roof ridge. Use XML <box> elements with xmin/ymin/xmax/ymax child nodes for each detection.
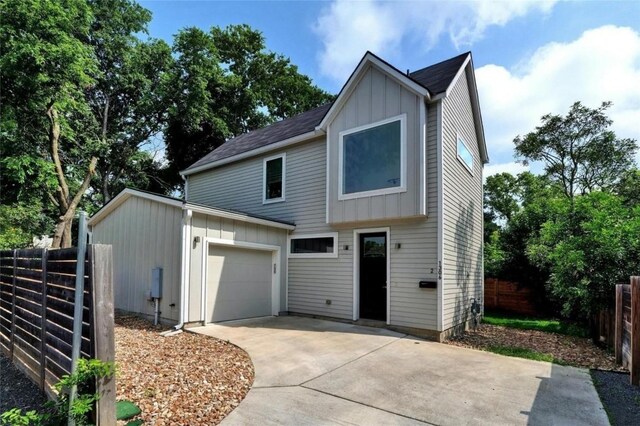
<box><xmin>409</xmin><ymin>51</ymin><xmax>470</xmax><ymax>76</ymax></box>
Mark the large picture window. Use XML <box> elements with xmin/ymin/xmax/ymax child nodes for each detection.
<box><xmin>263</xmin><ymin>153</ymin><xmax>285</xmax><ymax>203</ymax></box>
<box><xmin>288</xmin><ymin>233</ymin><xmax>338</xmax><ymax>258</ymax></box>
<box><xmin>339</xmin><ymin>115</ymin><xmax>406</xmax><ymax>200</ymax></box>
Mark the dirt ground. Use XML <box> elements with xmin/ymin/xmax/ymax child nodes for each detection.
<box><xmin>0</xmin><ymin>353</ymin><xmax>48</xmax><ymax>415</ymax></box>
<box><xmin>447</xmin><ymin>323</ymin><xmax>621</xmax><ymax>371</ymax></box>
<box><xmin>115</xmin><ymin>315</ymin><xmax>254</xmax><ymax>425</ymax></box>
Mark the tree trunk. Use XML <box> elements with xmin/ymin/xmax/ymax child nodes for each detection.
<box><xmin>47</xmin><ymin>104</ymin><xmax>98</xmax><ymax>248</ymax></box>
<box><xmin>51</xmin><ymin>156</ymin><xmax>97</xmax><ymax>248</ymax></box>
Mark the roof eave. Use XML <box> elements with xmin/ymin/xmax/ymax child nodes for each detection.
<box><xmin>180</xmin><ymin>128</ymin><xmax>324</xmax><ymax>176</ymax></box>
<box><xmin>185</xmin><ymin>203</ymin><xmax>296</xmax><ymax>230</ymax></box>
<box><xmin>88</xmin><ymin>188</ymin><xmax>183</xmax><ymax>227</ymax></box>
<box><xmin>437</xmin><ymin>53</ymin><xmax>489</xmax><ymax>165</ymax></box>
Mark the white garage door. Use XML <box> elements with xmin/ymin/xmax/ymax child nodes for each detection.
<box><xmin>206</xmin><ymin>245</ymin><xmax>273</xmax><ymax>323</ymax></box>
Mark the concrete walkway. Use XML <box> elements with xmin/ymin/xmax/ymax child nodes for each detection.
<box><xmin>191</xmin><ymin>316</ymin><xmax>608</xmax><ymax>425</ymax></box>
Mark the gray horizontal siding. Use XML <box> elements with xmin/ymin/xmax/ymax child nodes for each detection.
<box><xmin>441</xmin><ymin>69</ymin><xmax>484</xmax><ymax>331</ymax></box>
<box><xmin>187</xmin><ymin>68</ymin><xmax>441</xmax><ymax>331</ymax></box>
<box><xmin>288</xmin><ymin>230</ymin><xmax>353</xmax><ymax>319</ymax></box>
<box><xmin>188</xmin><ymin>137</ymin><xmax>328</xmax><ymax>232</ymax></box>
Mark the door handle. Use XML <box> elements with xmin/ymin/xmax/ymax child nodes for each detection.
<box><xmin>382</xmin><ymin>286</ymin><xmax>387</xmax><ymax>289</ymax></box>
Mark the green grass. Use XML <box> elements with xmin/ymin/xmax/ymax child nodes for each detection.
<box><xmin>486</xmin><ymin>345</ymin><xmax>568</xmax><ymax>365</ymax></box>
<box><xmin>483</xmin><ymin>313</ymin><xmax>588</xmax><ymax>338</ymax></box>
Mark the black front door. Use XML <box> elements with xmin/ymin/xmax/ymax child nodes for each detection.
<box><xmin>359</xmin><ymin>233</ymin><xmax>387</xmax><ymax>321</ymax></box>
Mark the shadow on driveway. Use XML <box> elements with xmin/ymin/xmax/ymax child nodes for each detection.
<box><xmin>192</xmin><ymin>316</ymin><xmax>607</xmax><ymax>425</ymax></box>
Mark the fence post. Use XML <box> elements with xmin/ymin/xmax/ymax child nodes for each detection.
<box><xmin>10</xmin><ymin>249</ymin><xmax>17</xmax><ymax>360</ymax></box>
<box><xmin>39</xmin><ymin>249</ymin><xmax>48</xmax><ymax>391</ymax></box>
<box><xmin>615</xmin><ymin>284</ymin><xmax>623</xmax><ymax>365</ymax></box>
<box><xmin>632</xmin><ymin>276</ymin><xmax>640</xmax><ymax>386</ymax></box>
<box><xmin>90</xmin><ymin>244</ymin><xmax>116</xmax><ymax>426</ymax></box>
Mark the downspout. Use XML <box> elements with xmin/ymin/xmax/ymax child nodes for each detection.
<box><xmin>169</xmin><ymin>207</ymin><xmax>192</xmax><ymax>332</ymax></box>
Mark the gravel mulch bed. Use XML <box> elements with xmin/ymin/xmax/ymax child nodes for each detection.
<box><xmin>115</xmin><ymin>315</ymin><xmax>254</xmax><ymax>425</ymax></box>
<box><xmin>591</xmin><ymin>370</ymin><xmax>640</xmax><ymax>425</ymax></box>
<box><xmin>0</xmin><ymin>353</ymin><xmax>48</xmax><ymax>414</ymax></box>
<box><xmin>447</xmin><ymin>323</ymin><xmax>621</xmax><ymax>370</ymax></box>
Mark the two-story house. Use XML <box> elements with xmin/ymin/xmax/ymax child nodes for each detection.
<box><xmin>89</xmin><ymin>51</ymin><xmax>488</xmax><ymax>340</ymax></box>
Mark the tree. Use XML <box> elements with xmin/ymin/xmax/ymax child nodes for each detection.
<box><xmin>86</xmin><ymin>0</ymin><xmax>174</xmax><ymax>203</ymax></box>
<box><xmin>485</xmin><ymin>175</ymin><xmax>561</xmax><ymax>312</ymax></box>
<box><xmin>164</xmin><ymin>25</ymin><xmax>334</xmax><ymax>185</ymax></box>
<box><xmin>616</xmin><ymin>168</ymin><xmax>640</xmax><ymax>207</ymax></box>
<box><xmin>514</xmin><ymin>102</ymin><xmax>638</xmax><ymax>199</ymax></box>
<box><xmin>1</xmin><ymin>0</ymin><xmax>99</xmax><ymax>247</ymax></box>
<box><xmin>528</xmin><ymin>192</ymin><xmax>640</xmax><ymax>319</ymax></box>
<box><xmin>1</xmin><ymin>0</ymin><xmax>177</xmax><ymax>247</ymax></box>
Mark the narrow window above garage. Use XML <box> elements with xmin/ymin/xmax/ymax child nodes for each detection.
<box><xmin>339</xmin><ymin>115</ymin><xmax>406</xmax><ymax>200</ymax></box>
<box><xmin>263</xmin><ymin>154</ymin><xmax>285</xmax><ymax>203</ymax></box>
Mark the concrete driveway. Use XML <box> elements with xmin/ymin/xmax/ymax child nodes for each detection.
<box><xmin>191</xmin><ymin>316</ymin><xmax>607</xmax><ymax>425</ymax></box>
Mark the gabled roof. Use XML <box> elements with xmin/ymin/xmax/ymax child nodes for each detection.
<box><xmin>88</xmin><ymin>188</ymin><xmax>295</xmax><ymax>230</ymax></box>
<box><xmin>182</xmin><ymin>51</ymin><xmax>483</xmax><ymax>175</ymax></box>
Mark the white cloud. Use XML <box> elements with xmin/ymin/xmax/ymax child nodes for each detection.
<box><xmin>484</xmin><ymin>161</ymin><xmax>530</xmax><ymax>180</ymax></box>
<box><xmin>314</xmin><ymin>0</ymin><xmax>555</xmax><ymax>82</ymax></box>
<box><xmin>477</xmin><ymin>25</ymin><xmax>640</xmax><ymax>161</ymax></box>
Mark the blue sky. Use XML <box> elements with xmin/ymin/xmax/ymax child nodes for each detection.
<box><xmin>141</xmin><ymin>0</ymin><xmax>640</xmax><ymax>175</ymax></box>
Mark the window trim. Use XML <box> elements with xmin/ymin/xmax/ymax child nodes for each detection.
<box><xmin>338</xmin><ymin>114</ymin><xmax>407</xmax><ymax>201</ymax></box>
<box><xmin>456</xmin><ymin>134</ymin><xmax>474</xmax><ymax>175</ymax></box>
<box><xmin>287</xmin><ymin>232</ymin><xmax>339</xmax><ymax>258</ymax></box>
<box><xmin>262</xmin><ymin>153</ymin><xmax>286</xmax><ymax>204</ymax></box>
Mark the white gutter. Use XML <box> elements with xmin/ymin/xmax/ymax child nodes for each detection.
<box><xmin>88</xmin><ymin>188</ymin><xmax>182</xmax><ymax>226</ymax></box>
<box><xmin>171</xmin><ymin>208</ymin><xmax>192</xmax><ymax>331</ymax></box>
<box><xmin>185</xmin><ymin>203</ymin><xmax>295</xmax><ymax>231</ymax></box>
<box><xmin>180</xmin><ymin>129</ymin><xmax>324</xmax><ymax>177</ymax></box>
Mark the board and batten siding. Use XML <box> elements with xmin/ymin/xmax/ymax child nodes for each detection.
<box><xmin>91</xmin><ymin>196</ymin><xmax>182</xmax><ymax>322</ymax></box>
<box><xmin>441</xmin><ymin>69</ymin><xmax>484</xmax><ymax>330</ymax></box>
<box><xmin>327</xmin><ymin>65</ymin><xmax>424</xmax><ymax>224</ymax></box>
<box><xmin>187</xmin><ymin>212</ymin><xmax>288</xmax><ymax>322</ymax></box>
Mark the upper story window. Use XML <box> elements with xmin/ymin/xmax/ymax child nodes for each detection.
<box><xmin>457</xmin><ymin>135</ymin><xmax>473</xmax><ymax>173</ymax></box>
<box><xmin>263</xmin><ymin>153</ymin><xmax>285</xmax><ymax>204</ymax></box>
<box><xmin>338</xmin><ymin>114</ymin><xmax>406</xmax><ymax>200</ymax></box>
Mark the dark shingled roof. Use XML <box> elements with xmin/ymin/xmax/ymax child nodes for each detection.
<box><xmin>409</xmin><ymin>52</ymin><xmax>470</xmax><ymax>95</ymax></box>
<box><xmin>186</xmin><ymin>103</ymin><xmax>333</xmax><ymax>170</ymax></box>
<box><xmin>184</xmin><ymin>52</ymin><xmax>470</xmax><ymax>173</ymax></box>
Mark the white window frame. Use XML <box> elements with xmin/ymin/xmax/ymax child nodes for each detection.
<box><xmin>338</xmin><ymin>114</ymin><xmax>407</xmax><ymax>201</ymax></box>
<box><xmin>287</xmin><ymin>232</ymin><xmax>339</xmax><ymax>258</ymax></box>
<box><xmin>456</xmin><ymin>134</ymin><xmax>474</xmax><ymax>174</ymax></box>
<box><xmin>263</xmin><ymin>153</ymin><xmax>286</xmax><ymax>204</ymax></box>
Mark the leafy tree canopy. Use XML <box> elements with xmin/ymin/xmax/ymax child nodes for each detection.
<box><xmin>164</xmin><ymin>24</ymin><xmax>334</xmax><ymax>184</ymax></box>
<box><xmin>514</xmin><ymin>101</ymin><xmax>638</xmax><ymax>199</ymax></box>
<box><xmin>1</xmin><ymin>1</ymin><xmax>329</xmax><ymax>246</ymax></box>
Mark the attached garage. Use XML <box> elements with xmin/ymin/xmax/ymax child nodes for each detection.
<box><xmin>88</xmin><ymin>189</ymin><xmax>294</xmax><ymax>326</ymax></box>
<box><xmin>206</xmin><ymin>244</ymin><xmax>278</xmax><ymax>323</ymax></box>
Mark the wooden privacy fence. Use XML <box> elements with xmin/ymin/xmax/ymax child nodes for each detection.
<box><xmin>484</xmin><ymin>278</ymin><xmax>538</xmax><ymax>316</ymax></box>
<box><xmin>0</xmin><ymin>245</ymin><xmax>115</xmax><ymax>419</ymax></box>
<box><xmin>614</xmin><ymin>276</ymin><xmax>640</xmax><ymax>385</ymax></box>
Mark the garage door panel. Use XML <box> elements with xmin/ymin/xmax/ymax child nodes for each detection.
<box><xmin>207</xmin><ymin>246</ymin><xmax>273</xmax><ymax>322</ymax></box>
